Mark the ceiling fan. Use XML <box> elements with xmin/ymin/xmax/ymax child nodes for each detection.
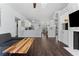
<box><xmin>33</xmin><ymin>3</ymin><xmax>36</xmax><ymax>8</ymax></box>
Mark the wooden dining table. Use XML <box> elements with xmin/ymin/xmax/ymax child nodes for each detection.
<box><xmin>3</xmin><ymin>37</ymin><xmax>34</xmax><ymax>56</ymax></box>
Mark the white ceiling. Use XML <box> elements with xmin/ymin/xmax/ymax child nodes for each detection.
<box><xmin>7</xmin><ymin>3</ymin><xmax>68</xmax><ymax>21</ymax></box>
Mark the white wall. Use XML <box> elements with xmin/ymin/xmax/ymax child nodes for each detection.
<box><xmin>0</xmin><ymin>4</ymin><xmax>56</xmax><ymax>37</ymax></box>
<box><xmin>67</xmin><ymin>4</ymin><xmax>79</xmax><ymax>49</ymax></box>
<box><xmin>0</xmin><ymin>4</ymin><xmax>26</xmax><ymax>37</ymax></box>
<box><xmin>58</xmin><ymin>13</ymin><xmax>69</xmax><ymax>45</ymax></box>
<box><xmin>58</xmin><ymin>3</ymin><xmax>79</xmax><ymax>48</ymax></box>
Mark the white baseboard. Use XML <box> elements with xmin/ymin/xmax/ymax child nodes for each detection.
<box><xmin>64</xmin><ymin>47</ymin><xmax>79</xmax><ymax>56</ymax></box>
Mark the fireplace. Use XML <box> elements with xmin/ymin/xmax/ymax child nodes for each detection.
<box><xmin>74</xmin><ymin>31</ymin><xmax>79</xmax><ymax>49</ymax></box>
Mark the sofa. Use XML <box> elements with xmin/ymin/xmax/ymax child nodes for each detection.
<box><xmin>0</xmin><ymin>33</ymin><xmax>22</xmax><ymax>56</ymax></box>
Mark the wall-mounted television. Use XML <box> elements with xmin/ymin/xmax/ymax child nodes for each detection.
<box><xmin>69</xmin><ymin>10</ymin><xmax>79</xmax><ymax>27</ymax></box>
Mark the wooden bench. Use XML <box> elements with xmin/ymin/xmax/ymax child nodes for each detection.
<box><xmin>3</xmin><ymin>37</ymin><xmax>34</xmax><ymax>55</ymax></box>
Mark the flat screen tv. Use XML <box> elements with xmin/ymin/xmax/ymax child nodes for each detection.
<box><xmin>69</xmin><ymin>10</ymin><xmax>79</xmax><ymax>27</ymax></box>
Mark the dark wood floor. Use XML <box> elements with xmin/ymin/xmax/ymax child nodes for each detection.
<box><xmin>27</xmin><ymin>37</ymin><xmax>72</xmax><ymax>56</ymax></box>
